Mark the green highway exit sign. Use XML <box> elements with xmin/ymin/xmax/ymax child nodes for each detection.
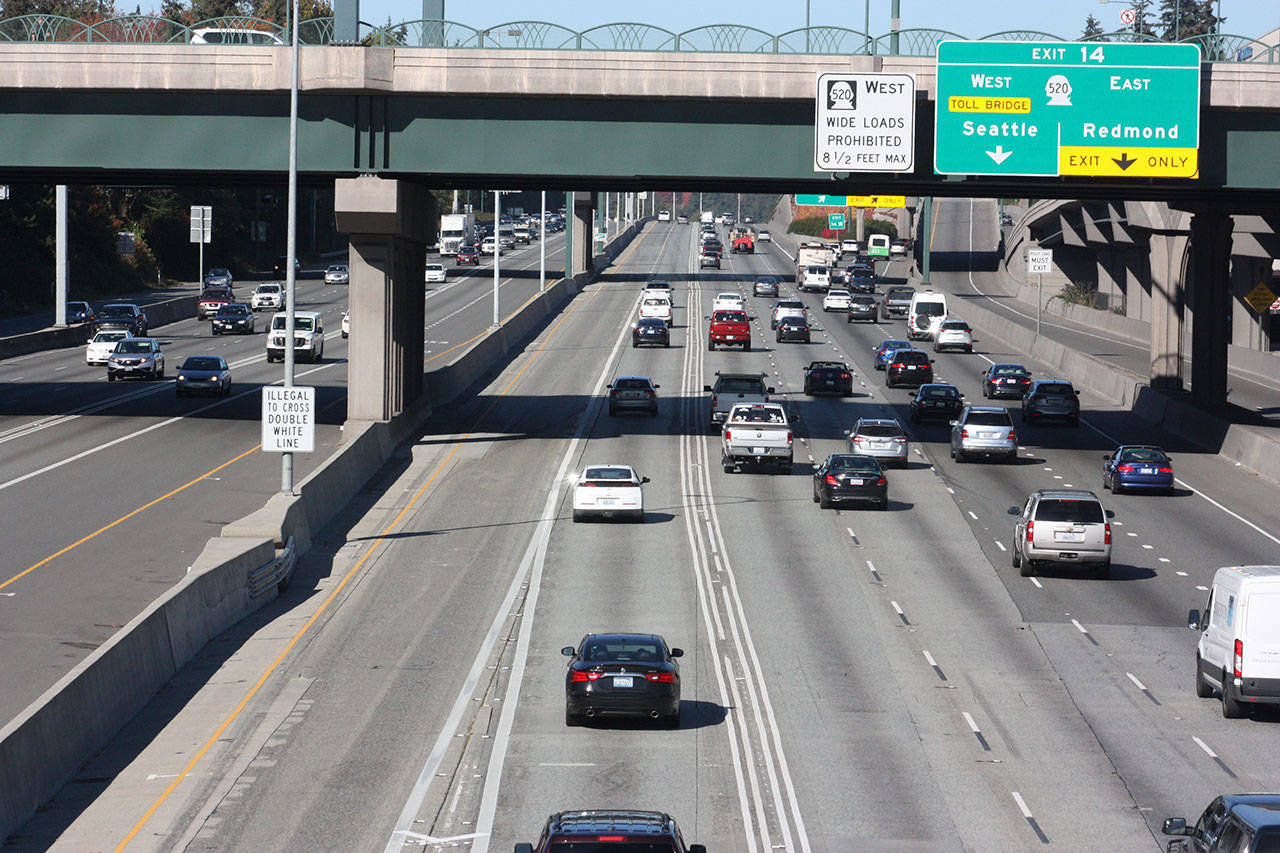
<box><xmin>795</xmin><ymin>194</ymin><xmax>847</xmax><ymax>206</ymax></box>
<box><xmin>828</xmin><ymin>213</ymin><xmax>847</xmax><ymax>230</ymax></box>
<box><xmin>934</xmin><ymin>41</ymin><xmax>1200</xmax><ymax>178</ymax></box>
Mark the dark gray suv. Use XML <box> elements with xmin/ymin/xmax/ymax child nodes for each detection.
<box><xmin>1022</xmin><ymin>379</ymin><xmax>1080</xmax><ymax>425</ymax></box>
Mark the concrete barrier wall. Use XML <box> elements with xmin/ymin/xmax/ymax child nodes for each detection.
<box><xmin>0</xmin><ymin>222</ymin><xmax>649</xmax><ymax>840</ymax></box>
<box><xmin>0</xmin><ymin>294</ymin><xmax>200</xmax><ymax>361</ymax></box>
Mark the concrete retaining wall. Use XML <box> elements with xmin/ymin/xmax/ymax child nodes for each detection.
<box><xmin>0</xmin><ymin>222</ymin><xmax>648</xmax><ymax>842</ymax></box>
<box><xmin>0</xmin><ymin>294</ymin><xmax>200</xmax><ymax>361</ymax></box>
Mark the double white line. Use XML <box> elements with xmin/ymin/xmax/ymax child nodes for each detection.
<box><xmin>676</xmin><ymin>240</ymin><xmax>811</xmax><ymax>852</ymax></box>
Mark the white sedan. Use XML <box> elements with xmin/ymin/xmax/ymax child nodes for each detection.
<box><xmin>341</xmin><ymin>310</ymin><xmax>350</xmax><ymax>339</ymax></box>
<box><xmin>933</xmin><ymin>319</ymin><xmax>974</xmax><ymax>353</ymax></box>
<box><xmin>86</xmin><ymin>330</ymin><xmax>133</xmax><ymax>365</ymax></box>
<box><xmin>711</xmin><ymin>292</ymin><xmax>745</xmax><ymax>312</ymax></box>
<box><xmin>572</xmin><ymin>464</ymin><xmax>648</xmax><ymax>522</ymax></box>
<box><xmin>425</xmin><ymin>262</ymin><xmax>447</xmax><ymax>283</ymax></box>
<box><xmin>822</xmin><ymin>289</ymin><xmax>853</xmax><ymax>312</ymax></box>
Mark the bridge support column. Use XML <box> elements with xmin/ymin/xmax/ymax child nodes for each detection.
<box><xmin>568</xmin><ymin>193</ymin><xmax>593</xmax><ymax>278</ymax></box>
<box><xmin>1149</xmin><ymin>247</ymin><xmax>1185</xmax><ymax>391</ymax></box>
<box><xmin>1188</xmin><ymin>209</ymin><xmax>1233</xmax><ymax>407</ymax></box>
<box><xmin>334</xmin><ymin>176</ymin><xmax>435</xmax><ymax>422</ymax></box>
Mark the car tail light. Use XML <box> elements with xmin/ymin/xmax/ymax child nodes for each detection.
<box><xmin>648</xmin><ymin>389</ymin><xmax>656</xmax><ymax>397</ymax></box>
<box><xmin>597</xmin><ymin>837</ymin><xmax>626</xmax><ymax>843</ymax></box>
<box><xmin>570</xmin><ymin>671</ymin><xmax>603</xmax><ymax>682</ymax></box>
<box><xmin>1026</xmin><ymin>520</ymin><xmax>1034</xmax><ymax>542</ymax></box>
<box><xmin>1234</xmin><ymin>639</ymin><xmax>1243</xmax><ymax>678</ymax></box>
<box><xmin>787</xmin><ymin>431</ymin><xmax>793</xmax><ymax>442</ymax></box>
<box><xmin>891</xmin><ymin>362</ymin><xmax>903</xmax><ymax>369</ymax></box>
<box><xmin>961</xmin><ymin>429</ymin><xmax>970</xmax><ymax>439</ymax></box>
<box><xmin>825</xmin><ymin>475</ymin><xmax>839</xmax><ymax>485</ymax></box>
<box><xmin>609</xmin><ymin>389</ymin><xmax>618</xmax><ymax>396</ymax></box>
<box><xmin>1158</xmin><ymin>466</ymin><xmax>1173</xmax><ymax>473</ymax></box>
<box><xmin>581</xmin><ymin>482</ymin><xmax>596</xmax><ymax>487</ymax></box>
<box><xmin>876</xmin><ymin>477</ymin><xmax>886</xmax><ymax>486</ymax></box>
<box><xmin>1116</xmin><ymin>464</ymin><xmax>1136</xmax><ymax>473</ymax></box>
<box><xmin>841</xmin><ymin>373</ymin><xmax>850</xmax><ymax>380</ymax></box>
<box><xmin>1007</xmin><ymin>430</ymin><xmax>1017</xmax><ymax>441</ymax></box>
<box><xmin>1104</xmin><ymin>523</ymin><xmax>1112</xmax><ymax>545</ymax></box>
<box><xmin>645</xmin><ymin>672</ymin><xmax>675</xmax><ymax>683</ymax></box>
<box><xmin>723</xmin><ymin>430</ymin><xmax>731</xmax><ymax>441</ymax></box>
<box><xmin>711</xmin><ymin>394</ymin><xmax>718</xmax><ymax>408</ymax></box>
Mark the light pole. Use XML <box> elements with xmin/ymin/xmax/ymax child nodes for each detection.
<box><xmin>281</xmin><ymin>0</ymin><xmax>300</xmax><ymax>495</ymax></box>
<box><xmin>492</xmin><ymin>190</ymin><xmax>501</xmax><ymax>326</ymax></box>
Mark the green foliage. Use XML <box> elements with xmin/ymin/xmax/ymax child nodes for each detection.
<box><xmin>1125</xmin><ymin>0</ymin><xmax>1159</xmax><ymax>37</ymax></box>
<box><xmin>1057</xmin><ymin>281</ymin><xmax>1103</xmax><ymax>309</ymax></box>
<box><xmin>1081</xmin><ymin>14</ymin><xmax>1105</xmax><ymax>40</ymax></box>
<box><xmin>1157</xmin><ymin>0</ymin><xmax>1222</xmax><ymax>40</ymax></box>
<box><xmin>788</xmin><ymin>214</ymin><xmax>828</xmax><ymax>237</ymax></box>
<box><xmin>789</xmin><ymin>214</ymin><xmax>897</xmax><ymax>240</ymax></box>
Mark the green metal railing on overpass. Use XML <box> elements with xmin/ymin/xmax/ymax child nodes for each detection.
<box><xmin>0</xmin><ymin>14</ymin><xmax>1275</xmax><ymax>62</ymax></box>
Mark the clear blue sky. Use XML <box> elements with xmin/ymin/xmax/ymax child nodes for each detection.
<box><xmin>356</xmin><ymin>0</ymin><xmax>1277</xmax><ymax>40</ymax></box>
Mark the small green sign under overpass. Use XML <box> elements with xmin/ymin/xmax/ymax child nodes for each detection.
<box><xmin>827</xmin><ymin>213</ymin><xmax>847</xmax><ymax>230</ymax></box>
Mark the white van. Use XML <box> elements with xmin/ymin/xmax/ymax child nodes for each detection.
<box><xmin>267</xmin><ymin>311</ymin><xmax>325</xmax><ymax>363</ymax></box>
<box><xmin>1187</xmin><ymin>565</ymin><xmax>1280</xmax><ymax>718</ymax></box>
<box><xmin>907</xmin><ymin>290</ymin><xmax>948</xmax><ymax>340</ymax></box>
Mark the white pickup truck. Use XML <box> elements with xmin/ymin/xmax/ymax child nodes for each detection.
<box><xmin>721</xmin><ymin>403</ymin><xmax>795</xmax><ymax>473</ymax></box>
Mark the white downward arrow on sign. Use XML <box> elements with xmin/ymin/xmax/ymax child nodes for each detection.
<box><xmin>986</xmin><ymin>146</ymin><xmax>1012</xmax><ymax>165</ymax></box>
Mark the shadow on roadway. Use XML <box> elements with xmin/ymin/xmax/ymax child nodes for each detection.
<box><xmin>574</xmin><ymin>699</ymin><xmax>728</xmax><ymax>731</ymax></box>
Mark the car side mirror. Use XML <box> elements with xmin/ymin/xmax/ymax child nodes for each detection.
<box><xmin>640</xmin><ymin>476</ymin><xmax>651</xmax><ymax>484</ymax></box>
<box><xmin>670</xmin><ymin>648</ymin><xmax>684</xmax><ymax>658</ymax></box>
<box><xmin>703</xmin><ymin>385</ymin><xmax>713</xmax><ymax>392</ymax></box>
<box><xmin>767</xmin><ymin>387</ymin><xmax>775</xmax><ymax>394</ymax></box>
<box><xmin>929</xmin><ymin>359</ymin><xmax>935</xmax><ymax>364</ymax></box>
<box><xmin>948</xmin><ymin>420</ymin><xmax>958</xmax><ymax>427</ymax></box>
<box><xmin>1186</xmin><ymin>610</ymin><xmax>1201</xmax><ymax>631</ymax></box>
<box><xmin>688</xmin><ymin>846</ymin><xmax>707</xmax><ymax>853</ymax></box>
<box><xmin>560</xmin><ymin>646</ymin><xmax>575</xmax><ymax>657</ymax></box>
<box><xmin>811</xmin><ymin>463</ymin><xmax>820</xmax><ymax>470</ymax></box>
<box><xmin>1007</xmin><ymin>506</ymin><xmax>1020</xmax><ymax>515</ymax></box>
<box><xmin>653</xmin><ymin>384</ymin><xmax>660</xmax><ymax>389</ymax></box>
<box><xmin>1162</xmin><ymin>818</ymin><xmax>1188</xmax><ymax>836</ymax></box>
<box><xmin>1106</xmin><ymin>509</ymin><xmax>1115</xmax><ymax>519</ymax></box>
<box><xmin>1103</xmin><ymin>455</ymin><xmax>1112</xmax><ymax>461</ymax></box>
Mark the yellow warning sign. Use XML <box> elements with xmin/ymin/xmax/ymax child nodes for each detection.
<box><xmin>1058</xmin><ymin>146</ymin><xmax>1198</xmax><ymax>178</ymax></box>
<box><xmin>846</xmin><ymin>195</ymin><xmax>906</xmax><ymax>208</ymax></box>
<box><xmin>947</xmin><ymin>95</ymin><xmax>1032</xmax><ymax>114</ymax></box>
<box><xmin>1244</xmin><ymin>283</ymin><xmax>1276</xmax><ymax>313</ymax></box>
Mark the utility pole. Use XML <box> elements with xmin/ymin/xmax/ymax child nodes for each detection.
<box><xmin>55</xmin><ymin>185</ymin><xmax>68</xmax><ymax>327</ymax></box>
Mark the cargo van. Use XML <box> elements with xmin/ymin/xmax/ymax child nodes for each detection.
<box><xmin>907</xmin><ymin>290</ymin><xmax>948</xmax><ymax>340</ymax></box>
<box><xmin>1187</xmin><ymin>565</ymin><xmax>1280</xmax><ymax>718</ymax></box>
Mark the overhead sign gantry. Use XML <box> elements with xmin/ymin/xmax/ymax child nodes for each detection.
<box><xmin>934</xmin><ymin>41</ymin><xmax>1201</xmax><ymax>179</ymax></box>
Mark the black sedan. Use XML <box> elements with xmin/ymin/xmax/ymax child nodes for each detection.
<box><xmin>211</xmin><ymin>303</ymin><xmax>255</xmax><ymax>335</ymax></box>
<box><xmin>909</xmin><ymin>383</ymin><xmax>964</xmax><ymax>422</ymax></box>
<box><xmin>776</xmin><ymin>315</ymin><xmax>811</xmax><ymax>343</ymax></box>
<box><xmin>66</xmin><ymin>301</ymin><xmax>95</xmax><ymax>325</ymax></box>
<box><xmin>812</xmin><ymin>453</ymin><xmax>887</xmax><ymax>510</ymax></box>
<box><xmin>632</xmin><ymin>317</ymin><xmax>670</xmax><ymax>348</ymax></box>
<box><xmin>982</xmin><ymin>363</ymin><xmax>1032</xmax><ymax>398</ymax></box>
<box><xmin>803</xmin><ymin>360</ymin><xmax>853</xmax><ymax>396</ymax></box>
<box><xmin>563</xmin><ymin>633</ymin><xmax>682</xmax><ymax>727</ymax></box>
<box><xmin>94</xmin><ymin>303</ymin><xmax>148</xmax><ymax>336</ymax></box>
<box><xmin>848</xmin><ymin>274</ymin><xmax>876</xmax><ymax>294</ymax></box>
<box><xmin>175</xmin><ymin>355</ymin><xmax>231</xmax><ymax>397</ymax></box>
<box><xmin>885</xmin><ymin>350</ymin><xmax>933</xmax><ymax>387</ymax></box>
<box><xmin>846</xmin><ymin>295</ymin><xmax>878</xmax><ymax>323</ymax></box>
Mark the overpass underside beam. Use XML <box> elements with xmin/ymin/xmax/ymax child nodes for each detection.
<box><xmin>1188</xmin><ymin>210</ymin><xmax>1233</xmax><ymax>407</ymax></box>
<box><xmin>334</xmin><ymin>176</ymin><xmax>435</xmax><ymax>422</ymax></box>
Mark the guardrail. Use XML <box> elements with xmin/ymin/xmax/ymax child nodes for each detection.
<box><xmin>0</xmin><ymin>14</ymin><xmax>1274</xmax><ymax>62</ymax></box>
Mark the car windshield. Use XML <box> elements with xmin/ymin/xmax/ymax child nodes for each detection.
<box><xmin>218</xmin><ymin>305</ymin><xmax>249</xmax><ymax>316</ymax></box>
<box><xmin>271</xmin><ymin>316</ymin><xmax>315</xmax><ymax>331</ymax></box>
<box><xmin>99</xmin><ymin>306</ymin><xmax>135</xmax><ymax>318</ymax></box>
<box><xmin>1036</xmin><ymin>499</ymin><xmax>1104</xmax><ymax>524</ymax></box>
<box><xmin>714</xmin><ymin>311</ymin><xmax>747</xmax><ymax>322</ymax></box>
<box><xmin>182</xmin><ymin>357</ymin><xmax>221</xmax><ymax>371</ymax></box>
<box><xmin>914</xmin><ymin>302</ymin><xmax>946</xmax><ymax>317</ymax></box>
<box><xmin>857</xmin><ymin>423</ymin><xmax>903</xmax><ymax>438</ymax></box>
<box><xmin>257</xmin><ymin>284</ymin><xmax>281</xmax><ymax>294</ymax></box>
<box><xmin>717</xmin><ymin>378</ymin><xmax>764</xmax><ymax>395</ymax></box>
<box><xmin>966</xmin><ymin>411</ymin><xmax>1013</xmax><ymax>426</ymax></box>
<box><xmin>581</xmin><ymin>639</ymin><xmax>663</xmax><ymax>663</ymax></box>
<box><xmin>1117</xmin><ymin>448</ymin><xmax>1169</xmax><ymax>463</ymax></box>
<box><xmin>1037</xmin><ymin>384</ymin><xmax>1074</xmax><ymax>396</ymax></box>
<box><xmin>829</xmin><ymin>456</ymin><xmax>880</xmax><ymax>473</ymax></box>
<box><xmin>116</xmin><ymin>340</ymin><xmax>154</xmax><ymax>354</ymax></box>
<box><xmin>92</xmin><ymin>332</ymin><xmax>126</xmax><ymax>343</ymax></box>
<box><xmin>614</xmin><ymin>379</ymin><xmax>651</xmax><ymax>390</ymax></box>
<box><xmin>734</xmin><ymin>407</ymin><xmax>785</xmax><ymax>423</ymax></box>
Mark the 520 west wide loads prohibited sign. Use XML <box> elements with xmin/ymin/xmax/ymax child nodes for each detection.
<box><xmin>814</xmin><ymin>72</ymin><xmax>916</xmax><ymax>173</ymax></box>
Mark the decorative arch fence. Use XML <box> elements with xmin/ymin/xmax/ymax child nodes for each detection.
<box><xmin>0</xmin><ymin>14</ymin><xmax>1274</xmax><ymax>62</ymax></box>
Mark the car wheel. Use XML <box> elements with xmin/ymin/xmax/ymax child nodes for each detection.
<box><xmin>1011</xmin><ymin>543</ymin><xmax>1022</xmax><ymax>569</ymax></box>
<box><xmin>819</xmin><ymin>490</ymin><xmax>832</xmax><ymax>509</ymax></box>
<box><xmin>176</xmin><ymin>388</ymin><xmax>184</xmax><ymax>398</ymax></box>
<box><xmin>1222</xmin><ymin>676</ymin><xmax>1244</xmax><ymax>719</ymax></box>
<box><xmin>212</xmin><ymin>328</ymin><xmax>220</xmax><ymax>336</ymax></box>
<box><xmin>966</xmin><ymin>345</ymin><xmax>973</xmax><ymax>353</ymax></box>
<box><xmin>812</xmin><ymin>483</ymin><xmax>820</xmax><ymax>503</ymax></box>
<box><xmin>742</xmin><ymin>342</ymin><xmax>750</xmax><ymax>352</ymax></box>
<box><xmin>572</xmin><ymin>510</ymin><xmax>583</xmax><ymax>523</ymax></box>
<box><xmin>664</xmin><ymin>341</ymin><xmax>670</xmax><ymax>348</ymax></box>
<box><xmin>722</xmin><ymin>459</ymin><xmax>734</xmax><ymax>474</ymax></box>
<box><xmin>107</xmin><ymin>374</ymin><xmax>115</xmax><ymax>382</ymax></box>
<box><xmin>1113</xmin><ymin>481</ymin><xmax>1124</xmax><ymax>495</ymax></box>
<box><xmin>632</xmin><ymin>340</ymin><xmax>637</xmax><ymax>348</ymax></box>
<box><xmin>708</xmin><ymin>340</ymin><xmax>715</xmax><ymax>351</ymax></box>
<box><xmin>223</xmin><ymin>382</ymin><xmax>232</xmax><ymax>396</ymax></box>
<box><xmin>1195</xmin><ymin>654</ymin><xmax>1213</xmax><ymax>698</ymax></box>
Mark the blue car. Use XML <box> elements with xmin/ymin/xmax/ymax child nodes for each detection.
<box><xmin>873</xmin><ymin>339</ymin><xmax>913</xmax><ymax>371</ymax></box>
<box><xmin>1102</xmin><ymin>445</ymin><xmax>1174</xmax><ymax>494</ymax></box>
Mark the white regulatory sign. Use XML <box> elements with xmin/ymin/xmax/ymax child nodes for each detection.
<box><xmin>1027</xmin><ymin>249</ymin><xmax>1053</xmax><ymax>274</ymax></box>
<box><xmin>261</xmin><ymin>386</ymin><xmax>315</xmax><ymax>453</ymax></box>
<box><xmin>814</xmin><ymin>72</ymin><xmax>916</xmax><ymax>173</ymax></box>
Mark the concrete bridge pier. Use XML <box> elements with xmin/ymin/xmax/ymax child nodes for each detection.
<box><xmin>569</xmin><ymin>192</ymin><xmax>594</xmax><ymax>277</ymax></box>
<box><xmin>1188</xmin><ymin>209</ymin><xmax>1233</xmax><ymax>407</ymax></box>
<box><xmin>334</xmin><ymin>176</ymin><xmax>436</xmax><ymax>422</ymax></box>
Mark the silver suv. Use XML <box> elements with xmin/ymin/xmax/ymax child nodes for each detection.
<box><xmin>950</xmin><ymin>405</ymin><xmax>1017</xmax><ymax>463</ymax></box>
<box><xmin>1008</xmin><ymin>490</ymin><xmax>1112</xmax><ymax>579</ymax></box>
<box><xmin>846</xmin><ymin>418</ymin><xmax>909</xmax><ymax>468</ymax></box>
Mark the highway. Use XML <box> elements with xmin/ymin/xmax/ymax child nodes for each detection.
<box><xmin>0</xmin><ymin>233</ymin><xmax>565</xmax><ymax>725</ymax></box>
<box><xmin>19</xmin><ymin>217</ymin><xmax>1279</xmax><ymax>851</ymax></box>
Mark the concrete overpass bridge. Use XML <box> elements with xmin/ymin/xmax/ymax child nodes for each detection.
<box><xmin>2</xmin><ymin>19</ymin><xmax>1278</xmax><ymax>418</ymax></box>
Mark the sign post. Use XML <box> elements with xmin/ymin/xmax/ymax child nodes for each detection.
<box><xmin>814</xmin><ymin>72</ymin><xmax>916</xmax><ymax>173</ymax></box>
<box><xmin>1027</xmin><ymin>249</ymin><xmax>1053</xmax><ymax>336</ymax></box>
<box><xmin>261</xmin><ymin>386</ymin><xmax>315</xmax><ymax>454</ymax></box>
<box><xmin>934</xmin><ymin>42</ymin><xmax>1200</xmax><ymax>179</ymax></box>
<box><xmin>190</xmin><ymin>205</ymin><xmax>212</xmax><ymax>283</ymax></box>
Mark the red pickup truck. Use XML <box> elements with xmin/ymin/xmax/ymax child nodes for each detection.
<box><xmin>708</xmin><ymin>309</ymin><xmax>751</xmax><ymax>351</ymax></box>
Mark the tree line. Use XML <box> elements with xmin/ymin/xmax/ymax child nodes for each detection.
<box><xmin>1082</xmin><ymin>0</ymin><xmax>1226</xmax><ymax>41</ymax></box>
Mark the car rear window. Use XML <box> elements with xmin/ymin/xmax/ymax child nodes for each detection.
<box><xmin>941</xmin><ymin>321</ymin><xmax>969</xmax><ymax>330</ymax></box>
<box><xmin>717</xmin><ymin>378</ymin><xmax>765</xmax><ymax>395</ymax></box>
<box><xmin>615</xmin><ymin>379</ymin><xmax>651</xmax><ymax>390</ymax></box>
<box><xmin>922</xmin><ymin>387</ymin><xmax>958</xmax><ymax>399</ymax></box>
<box><xmin>993</xmin><ymin>365</ymin><xmax>1026</xmax><ymax>376</ymax></box>
<box><xmin>851</xmin><ymin>296</ymin><xmax>875</xmax><ymax>305</ymax></box>
<box><xmin>858</xmin><ymin>424</ymin><xmax>903</xmax><ymax>437</ymax></box>
<box><xmin>829</xmin><ymin>456</ymin><xmax>881</xmax><ymax>473</ymax></box>
<box><xmin>583</xmin><ymin>467</ymin><xmax>635</xmax><ymax>482</ymax></box>
<box><xmin>898</xmin><ymin>352</ymin><xmax>930</xmax><ymax>364</ymax></box>
<box><xmin>965</xmin><ymin>411</ymin><xmax>1013</xmax><ymax>426</ymax></box>
<box><xmin>713</xmin><ymin>311</ymin><xmax>747</xmax><ymax>323</ymax></box>
<box><xmin>1117</xmin><ymin>448</ymin><xmax>1168</xmax><ymax>463</ymax></box>
<box><xmin>580</xmin><ymin>640</ymin><xmax>663</xmax><ymax>663</ymax></box>
<box><xmin>100</xmin><ymin>306</ymin><xmax>135</xmax><ymax>318</ymax></box>
<box><xmin>1037</xmin><ymin>383</ymin><xmax>1074</xmax><ymax>396</ymax></box>
<box><xmin>93</xmin><ymin>332</ymin><xmax>126</xmax><ymax>342</ymax></box>
<box><xmin>880</xmin><ymin>341</ymin><xmax>909</xmax><ymax>351</ymax></box>
<box><xmin>1035</xmin><ymin>499</ymin><xmax>1104</xmax><ymax>524</ymax></box>
<box><xmin>914</xmin><ymin>302</ymin><xmax>946</xmax><ymax>317</ymax></box>
<box><xmin>734</xmin><ymin>407</ymin><xmax>785</xmax><ymax>423</ymax></box>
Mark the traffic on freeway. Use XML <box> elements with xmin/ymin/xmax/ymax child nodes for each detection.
<box><xmin>16</xmin><ymin>213</ymin><xmax>1278</xmax><ymax>851</ymax></box>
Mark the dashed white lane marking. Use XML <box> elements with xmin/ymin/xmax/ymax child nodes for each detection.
<box><xmin>1175</xmin><ymin>570</ymin><xmax>1188</xmax><ymax>576</ymax></box>
<box><xmin>1071</xmin><ymin>619</ymin><xmax>1090</xmax><ymax>635</ymax></box>
<box><xmin>967</xmin><ymin>510</ymin><xmax>978</xmax><ymax>520</ymax></box>
<box><xmin>1159</xmin><ymin>558</ymin><xmax>1171</xmax><ymax>563</ymax></box>
<box><xmin>1029</xmin><ymin>577</ymin><xmax>1043</xmax><ymax>588</ymax></box>
<box><xmin>1126</xmin><ymin>672</ymin><xmax>1148</xmax><ymax>692</ymax></box>
<box><xmin>946</xmin><ymin>486</ymin><xmax>955</xmax><ymax>494</ymax></box>
<box><xmin>1127</xmin><ymin>532</ymin><xmax>1138</xmax><ymax>537</ymax></box>
<box><xmin>922</xmin><ymin>650</ymin><xmax>938</xmax><ymax>667</ymax></box>
<box><xmin>995</xmin><ymin>540</ymin><xmax>1007</xmax><ymax>552</ymax></box>
<box><xmin>962</xmin><ymin>712</ymin><xmax>981</xmax><ymax>733</ymax></box>
<box><xmin>1193</xmin><ymin>736</ymin><xmax>1218</xmax><ymax>759</ymax></box>
<box><xmin>1012</xmin><ymin>791</ymin><xmax>1034</xmax><ymax>819</ymax></box>
<box><xmin>1142</xmin><ymin>544</ymin><xmax>1154</xmax><ymax>550</ymax></box>
<box><xmin>1196</xmin><ymin>585</ymin><xmax>1209</xmax><ymax>591</ymax></box>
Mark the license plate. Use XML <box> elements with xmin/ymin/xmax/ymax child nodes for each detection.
<box><xmin>751</xmin><ymin>447</ymin><xmax>766</xmax><ymax>455</ymax></box>
<box><xmin>599</xmin><ymin>498</ymin><xmax>617</xmax><ymax>506</ymax></box>
<box><xmin>1142</xmin><ymin>468</ymin><xmax>1155</xmax><ymax>475</ymax></box>
<box><xmin>825</xmin><ymin>380</ymin><xmax>835</xmax><ymax>386</ymax></box>
<box><xmin>1054</xmin><ymin>531</ymin><xmax>1084</xmax><ymax>542</ymax></box>
<box><xmin>906</xmin><ymin>366</ymin><xmax>917</xmax><ymax>370</ymax></box>
<box><xmin>873</xmin><ymin>442</ymin><xmax>890</xmax><ymax>449</ymax></box>
<box><xmin>847</xmin><ymin>478</ymin><xmax>863</xmax><ymax>485</ymax></box>
<box><xmin>612</xmin><ymin>676</ymin><xmax>633</xmax><ymax>688</ymax></box>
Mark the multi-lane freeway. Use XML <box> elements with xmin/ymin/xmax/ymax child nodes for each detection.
<box><xmin>0</xmin><ymin>233</ymin><xmax>565</xmax><ymax>725</ymax></box>
<box><xmin>9</xmin><ymin>215</ymin><xmax>1280</xmax><ymax>851</ymax></box>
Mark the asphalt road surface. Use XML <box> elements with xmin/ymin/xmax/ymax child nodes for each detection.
<box><xmin>12</xmin><ymin>220</ymin><xmax>1280</xmax><ymax>852</ymax></box>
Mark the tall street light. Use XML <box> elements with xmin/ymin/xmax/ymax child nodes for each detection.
<box><xmin>281</xmin><ymin>0</ymin><xmax>300</xmax><ymax>494</ymax></box>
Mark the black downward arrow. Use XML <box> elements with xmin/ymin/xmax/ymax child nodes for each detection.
<box><xmin>1113</xmin><ymin>152</ymin><xmax>1136</xmax><ymax>170</ymax></box>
